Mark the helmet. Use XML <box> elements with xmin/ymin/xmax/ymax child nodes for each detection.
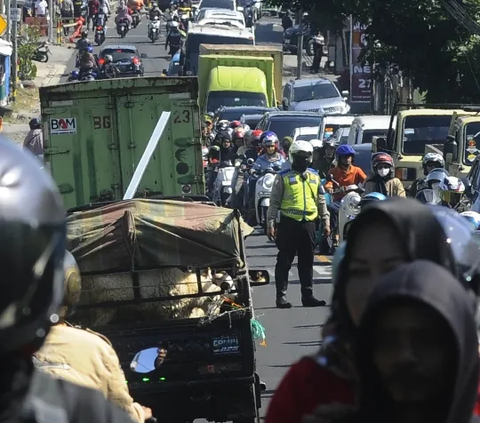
<box><xmin>332</xmin><ymin>242</ymin><xmax>346</xmax><ymax>285</ymax></box>
<box><xmin>216</xmin><ymin>119</ymin><xmax>229</xmax><ymax>132</ymax></box>
<box><xmin>415</xmin><ymin>188</ymin><xmax>441</xmax><ymax>205</ymax></box>
<box><xmin>243</xmin><ymin>124</ymin><xmax>250</xmax><ymax>132</ymax></box>
<box><xmin>260</xmin><ymin>131</ymin><xmax>279</xmax><ymax>148</ymax></box>
<box><xmin>310</xmin><ymin>139</ymin><xmax>323</xmax><ymax>150</ymax></box>
<box><xmin>423</xmin><ymin>152</ymin><xmax>445</xmax><ymax>168</ymax></box>
<box><xmin>233</xmin><ymin>127</ymin><xmax>245</xmax><ymax>140</ymax></box>
<box><xmin>371</xmin><ymin>152</ymin><xmax>394</xmax><ymax>170</ymax></box>
<box><xmin>221</xmin><ymin>130</ymin><xmax>232</xmax><ymax>143</ymax></box>
<box><xmin>87</xmin><ymin>46</ymin><xmax>93</xmax><ymax>53</ymax></box>
<box><xmin>171</xmin><ymin>20</ymin><xmax>179</xmax><ymax>28</ymax></box>
<box><xmin>152</xmin><ymin>1</ymin><xmax>157</xmax><ymax>5</ymax></box>
<box><xmin>60</xmin><ymin>251</ymin><xmax>81</xmax><ymax>319</ymax></box>
<box><xmin>359</xmin><ymin>192</ymin><xmax>387</xmax><ymax>208</ymax></box>
<box><xmin>0</xmin><ymin>137</ymin><xmax>66</xmax><ymax>354</ymax></box>
<box><xmin>461</xmin><ymin>211</ymin><xmax>480</xmax><ymax>230</ymax></box>
<box><xmin>230</xmin><ymin>120</ymin><xmax>241</xmax><ymax>129</ymax></box>
<box><xmin>428</xmin><ymin>205</ymin><xmax>480</xmax><ymax>292</ymax></box>
<box><xmin>289</xmin><ymin>140</ymin><xmax>314</xmax><ymax>163</ymax></box>
<box><xmin>426</xmin><ymin>168</ymin><xmax>450</xmax><ymax>188</ymax></box>
<box><xmin>29</xmin><ymin>118</ymin><xmax>41</xmax><ymax>130</ymax></box>
<box><xmin>245</xmin><ymin>129</ymin><xmax>253</xmax><ymax>142</ymax></box>
<box><xmin>104</xmin><ymin>54</ymin><xmax>113</xmax><ymax>63</ymax></box>
<box><xmin>438</xmin><ymin>176</ymin><xmax>465</xmax><ymax>207</ymax></box>
<box><xmin>70</xmin><ymin>70</ymin><xmax>79</xmax><ymax>78</ymax></box>
<box><xmin>336</xmin><ymin>144</ymin><xmax>356</xmax><ymax>159</ymax></box>
<box><xmin>81</xmin><ymin>30</ymin><xmax>88</xmax><ymax>38</ymax></box>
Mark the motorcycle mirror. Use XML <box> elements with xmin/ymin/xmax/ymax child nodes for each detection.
<box><xmin>140</xmin><ymin>53</ymin><xmax>148</xmax><ymax>58</ymax></box>
<box><xmin>326</xmin><ymin>174</ymin><xmax>333</xmax><ymax>182</ymax></box>
<box><xmin>249</xmin><ymin>270</ymin><xmax>270</xmax><ymax>287</ymax></box>
<box><xmin>130</xmin><ymin>347</ymin><xmax>168</xmax><ymax>373</ymax></box>
<box><xmin>247</xmin><ymin>158</ymin><xmax>255</xmax><ymax>165</ymax></box>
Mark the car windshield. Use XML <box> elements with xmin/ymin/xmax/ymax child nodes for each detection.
<box><xmin>402</xmin><ymin>116</ymin><xmax>451</xmax><ymax>154</ymax></box>
<box><xmin>207</xmin><ymin>92</ymin><xmax>267</xmax><ymax>113</ymax></box>
<box><xmin>464</xmin><ymin>122</ymin><xmax>480</xmax><ymax>165</ymax></box>
<box><xmin>101</xmin><ymin>49</ymin><xmax>137</xmax><ymax>62</ymax></box>
<box><xmin>296</xmin><ymin>133</ymin><xmax>318</xmax><ymax>142</ymax></box>
<box><xmin>361</xmin><ymin>129</ymin><xmax>388</xmax><ymax>144</ymax></box>
<box><xmin>220</xmin><ymin>109</ymin><xmax>266</xmax><ymax>121</ymax></box>
<box><xmin>293</xmin><ymin>83</ymin><xmax>339</xmax><ymax>102</ymax></box>
<box><xmin>268</xmin><ymin>116</ymin><xmax>322</xmax><ymax>140</ymax></box>
<box><xmin>242</xmin><ymin>115</ymin><xmax>262</xmax><ymax>128</ymax></box>
<box><xmin>322</xmin><ymin>124</ymin><xmax>350</xmax><ymax>140</ymax></box>
<box><xmin>200</xmin><ymin>0</ymin><xmax>234</xmax><ymax>9</ymax></box>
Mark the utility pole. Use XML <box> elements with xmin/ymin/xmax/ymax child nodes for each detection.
<box><xmin>6</xmin><ymin>0</ymin><xmax>10</xmax><ymax>41</ymax></box>
<box><xmin>11</xmin><ymin>0</ymin><xmax>17</xmax><ymax>101</ymax></box>
<box><xmin>296</xmin><ymin>9</ymin><xmax>303</xmax><ymax>79</ymax></box>
<box><xmin>48</xmin><ymin>0</ymin><xmax>54</xmax><ymax>43</ymax></box>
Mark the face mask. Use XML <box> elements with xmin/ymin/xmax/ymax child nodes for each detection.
<box><xmin>377</xmin><ymin>168</ymin><xmax>390</xmax><ymax>177</ymax></box>
<box><xmin>292</xmin><ymin>157</ymin><xmax>309</xmax><ymax>172</ymax></box>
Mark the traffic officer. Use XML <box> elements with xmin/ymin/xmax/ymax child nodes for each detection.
<box><xmin>0</xmin><ymin>136</ymin><xmax>134</xmax><ymax>423</ymax></box>
<box><xmin>267</xmin><ymin>140</ymin><xmax>331</xmax><ymax>308</ymax></box>
<box><xmin>34</xmin><ymin>251</ymin><xmax>159</xmax><ymax>423</ymax></box>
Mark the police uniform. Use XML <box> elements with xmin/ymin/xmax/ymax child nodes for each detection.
<box><xmin>267</xmin><ymin>168</ymin><xmax>330</xmax><ymax>307</ymax></box>
<box><xmin>34</xmin><ymin>323</ymin><xmax>145</xmax><ymax>423</ymax></box>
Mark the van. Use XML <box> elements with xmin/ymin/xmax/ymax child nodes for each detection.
<box><xmin>347</xmin><ymin>115</ymin><xmax>393</xmax><ymax>145</ymax></box>
<box><xmin>318</xmin><ymin>115</ymin><xmax>355</xmax><ymax>141</ymax></box>
<box><xmin>184</xmin><ymin>25</ymin><xmax>255</xmax><ymax>75</ymax></box>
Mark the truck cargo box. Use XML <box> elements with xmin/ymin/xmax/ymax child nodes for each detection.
<box><xmin>40</xmin><ymin>77</ymin><xmax>204</xmax><ymax>210</ymax></box>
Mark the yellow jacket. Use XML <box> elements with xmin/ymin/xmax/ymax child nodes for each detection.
<box><xmin>34</xmin><ymin>323</ymin><xmax>143</xmax><ymax>423</ymax></box>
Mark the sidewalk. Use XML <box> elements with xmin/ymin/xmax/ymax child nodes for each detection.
<box><xmin>283</xmin><ymin>54</ymin><xmax>338</xmax><ymax>85</ymax></box>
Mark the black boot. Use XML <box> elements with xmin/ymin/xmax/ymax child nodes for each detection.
<box><xmin>276</xmin><ymin>296</ymin><xmax>292</xmax><ymax>309</ymax></box>
<box><xmin>301</xmin><ymin>295</ymin><xmax>326</xmax><ymax>307</ymax></box>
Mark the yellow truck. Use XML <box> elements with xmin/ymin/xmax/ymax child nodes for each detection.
<box><xmin>197</xmin><ymin>44</ymin><xmax>283</xmax><ymax>113</ymax></box>
<box><xmin>373</xmin><ymin>104</ymin><xmax>467</xmax><ymax>187</ymax></box>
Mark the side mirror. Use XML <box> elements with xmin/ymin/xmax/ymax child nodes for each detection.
<box><xmin>326</xmin><ymin>173</ymin><xmax>333</xmax><ymax>182</ymax></box>
<box><xmin>341</xmin><ymin>90</ymin><xmax>349</xmax><ymax>97</ymax></box>
<box><xmin>444</xmin><ymin>135</ymin><xmax>458</xmax><ymax>163</ymax></box>
<box><xmin>130</xmin><ymin>347</ymin><xmax>167</xmax><ymax>373</ymax></box>
<box><xmin>140</xmin><ymin>53</ymin><xmax>147</xmax><ymax>58</ymax></box>
<box><xmin>373</xmin><ymin>136</ymin><xmax>387</xmax><ymax>152</ymax></box>
<box><xmin>249</xmin><ymin>270</ymin><xmax>270</xmax><ymax>286</ymax></box>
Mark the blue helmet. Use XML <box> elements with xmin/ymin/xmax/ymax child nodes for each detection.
<box><xmin>87</xmin><ymin>46</ymin><xmax>93</xmax><ymax>53</ymax></box>
<box><xmin>260</xmin><ymin>131</ymin><xmax>279</xmax><ymax>147</ymax></box>
<box><xmin>336</xmin><ymin>144</ymin><xmax>356</xmax><ymax>158</ymax></box>
<box><xmin>71</xmin><ymin>70</ymin><xmax>79</xmax><ymax>78</ymax></box>
<box><xmin>359</xmin><ymin>192</ymin><xmax>387</xmax><ymax>208</ymax></box>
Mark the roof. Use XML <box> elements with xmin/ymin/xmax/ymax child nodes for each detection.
<box><xmin>397</xmin><ymin>108</ymin><xmax>463</xmax><ymax>117</ymax></box>
<box><xmin>324</xmin><ymin>115</ymin><xmax>356</xmax><ymax>125</ymax></box>
<box><xmin>352</xmin><ymin>115</ymin><xmax>392</xmax><ymax>128</ymax></box>
<box><xmin>220</xmin><ymin>106</ymin><xmax>276</xmax><ymax>112</ymax></box>
<box><xmin>456</xmin><ymin>115</ymin><xmax>480</xmax><ymax>123</ymax></box>
<box><xmin>100</xmin><ymin>44</ymin><xmax>138</xmax><ymax>51</ymax></box>
<box><xmin>293</xmin><ymin>126</ymin><xmax>319</xmax><ymax>135</ymax></box>
<box><xmin>202</xmin><ymin>8</ymin><xmax>244</xmax><ymax>18</ymax></box>
<box><xmin>265</xmin><ymin>111</ymin><xmax>324</xmax><ymax>118</ymax></box>
<box><xmin>287</xmin><ymin>78</ymin><xmax>332</xmax><ymax>87</ymax></box>
<box><xmin>187</xmin><ymin>25</ymin><xmax>253</xmax><ymax>37</ymax></box>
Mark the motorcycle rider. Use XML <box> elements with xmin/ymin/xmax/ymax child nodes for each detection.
<box><xmin>0</xmin><ymin>137</ymin><xmax>135</xmax><ymax>423</ymax></box>
<box><xmin>207</xmin><ymin>133</ymin><xmax>234</xmax><ymax>194</ymax></box>
<box><xmin>115</xmin><ymin>2</ymin><xmax>132</xmax><ymax>28</ymax></box>
<box><xmin>281</xmin><ymin>10</ymin><xmax>292</xmax><ymax>31</ymax></box>
<box><xmin>76</xmin><ymin>30</ymin><xmax>91</xmax><ymax>54</ymax></box>
<box><xmin>87</xmin><ymin>0</ymin><xmax>100</xmax><ymax>29</ymax></box>
<box><xmin>79</xmin><ymin>45</ymin><xmax>96</xmax><ymax>79</ymax></box>
<box><xmin>165</xmin><ymin>21</ymin><xmax>182</xmax><ymax>56</ymax></box>
<box><xmin>310</xmin><ymin>138</ymin><xmax>323</xmax><ymax>170</ymax></box>
<box><xmin>363</xmin><ymin>152</ymin><xmax>406</xmax><ymax>197</ymax></box>
<box><xmin>324</xmin><ymin>144</ymin><xmax>367</xmax><ymax>247</ymax></box>
<box><xmin>312</xmin><ymin>137</ymin><xmax>337</xmax><ymax>178</ymax></box>
<box><xmin>282</xmin><ymin>136</ymin><xmax>292</xmax><ymax>156</ymax></box>
<box><xmin>232</xmin><ymin>127</ymin><xmax>246</xmax><ymax>155</ymax></box>
<box><xmin>408</xmin><ymin>152</ymin><xmax>445</xmax><ymax>198</ymax></box>
<box><xmin>101</xmin><ymin>54</ymin><xmax>120</xmax><ymax>78</ymax></box>
<box><xmin>267</xmin><ymin>140</ymin><xmax>330</xmax><ymax>308</ymax></box>
<box><xmin>436</xmin><ymin>176</ymin><xmax>466</xmax><ymax>209</ymax></box>
<box><xmin>23</xmin><ymin>118</ymin><xmax>44</xmax><ymax>162</ymax></box>
<box><xmin>251</xmin><ymin>131</ymin><xmax>285</xmax><ymax>173</ymax></box>
<box><xmin>34</xmin><ymin>251</ymin><xmax>155</xmax><ymax>423</ymax></box>
<box><xmin>149</xmin><ymin>2</ymin><xmax>162</xmax><ymax>19</ymax></box>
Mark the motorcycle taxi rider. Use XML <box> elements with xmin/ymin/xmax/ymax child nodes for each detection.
<box><xmin>324</xmin><ymin>144</ymin><xmax>367</xmax><ymax>247</ymax></box>
<box><xmin>101</xmin><ymin>54</ymin><xmax>120</xmax><ymax>78</ymax></box>
<box><xmin>362</xmin><ymin>152</ymin><xmax>406</xmax><ymax>197</ymax></box>
<box><xmin>207</xmin><ymin>131</ymin><xmax>234</xmax><ymax>193</ymax></box>
<box><xmin>115</xmin><ymin>2</ymin><xmax>132</xmax><ymax>28</ymax></box>
<box><xmin>408</xmin><ymin>152</ymin><xmax>445</xmax><ymax>198</ymax></box>
<box><xmin>267</xmin><ymin>140</ymin><xmax>330</xmax><ymax>309</ymax></box>
<box><xmin>149</xmin><ymin>1</ymin><xmax>162</xmax><ymax>19</ymax></box>
<box><xmin>0</xmin><ymin>137</ymin><xmax>135</xmax><ymax>423</ymax></box>
<box><xmin>34</xmin><ymin>251</ymin><xmax>157</xmax><ymax>423</ymax></box>
<box><xmin>312</xmin><ymin>137</ymin><xmax>337</xmax><ymax>178</ymax></box>
<box><xmin>165</xmin><ymin>21</ymin><xmax>182</xmax><ymax>56</ymax></box>
<box><xmin>79</xmin><ymin>45</ymin><xmax>96</xmax><ymax>79</ymax></box>
<box><xmin>76</xmin><ymin>30</ymin><xmax>92</xmax><ymax>55</ymax></box>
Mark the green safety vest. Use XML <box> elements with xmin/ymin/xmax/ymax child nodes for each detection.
<box><xmin>280</xmin><ymin>169</ymin><xmax>319</xmax><ymax>221</ymax></box>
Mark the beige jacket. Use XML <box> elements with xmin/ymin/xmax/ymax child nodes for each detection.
<box><xmin>34</xmin><ymin>323</ymin><xmax>143</xmax><ymax>423</ymax></box>
<box><xmin>363</xmin><ymin>177</ymin><xmax>406</xmax><ymax>198</ymax></box>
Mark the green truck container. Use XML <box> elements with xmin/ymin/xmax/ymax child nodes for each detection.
<box><xmin>198</xmin><ymin>44</ymin><xmax>283</xmax><ymax>107</ymax></box>
<box><xmin>197</xmin><ymin>55</ymin><xmax>275</xmax><ymax>113</ymax></box>
<box><xmin>40</xmin><ymin>77</ymin><xmax>204</xmax><ymax>211</ymax></box>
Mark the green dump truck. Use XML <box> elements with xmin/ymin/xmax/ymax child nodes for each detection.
<box><xmin>198</xmin><ymin>54</ymin><xmax>277</xmax><ymax>114</ymax></box>
<box><xmin>40</xmin><ymin>77</ymin><xmax>205</xmax><ymax>210</ymax></box>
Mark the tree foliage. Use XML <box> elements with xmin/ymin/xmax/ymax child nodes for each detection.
<box><xmin>269</xmin><ymin>0</ymin><xmax>480</xmax><ymax>102</ymax></box>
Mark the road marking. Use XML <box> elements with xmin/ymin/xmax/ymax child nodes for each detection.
<box><xmin>315</xmin><ymin>255</ymin><xmax>332</xmax><ymax>264</ymax></box>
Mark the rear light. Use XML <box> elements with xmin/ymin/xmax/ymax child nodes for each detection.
<box><xmin>394</xmin><ymin>167</ymin><xmax>417</xmax><ymax>181</ymax></box>
<box><xmin>98</xmin><ymin>58</ymin><xmax>105</xmax><ymax>65</ymax></box>
<box><xmin>133</xmin><ymin>57</ymin><xmax>140</xmax><ymax>65</ymax></box>
<box><xmin>97</xmin><ymin>25</ymin><xmax>103</xmax><ymax>30</ymax></box>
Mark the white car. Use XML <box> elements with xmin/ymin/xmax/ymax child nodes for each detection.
<box><xmin>193</xmin><ymin>9</ymin><xmax>246</xmax><ymax>29</ymax></box>
<box><xmin>198</xmin><ymin>0</ymin><xmax>235</xmax><ymax>11</ymax></box>
<box><xmin>318</xmin><ymin>115</ymin><xmax>355</xmax><ymax>141</ymax></box>
<box><xmin>291</xmin><ymin>126</ymin><xmax>320</xmax><ymax>143</ymax></box>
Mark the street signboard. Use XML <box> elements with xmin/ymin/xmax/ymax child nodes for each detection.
<box><xmin>0</xmin><ymin>16</ymin><xmax>7</xmax><ymax>36</ymax></box>
<box><xmin>11</xmin><ymin>8</ymin><xmax>21</xmax><ymax>22</ymax></box>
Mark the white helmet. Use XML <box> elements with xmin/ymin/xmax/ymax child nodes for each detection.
<box><xmin>309</xmin><ymin>139</ymin><xmax>323</xmax><ymax>150</ymax></box>
<box><xmin>423</xmin><ymin>152</ymin><xmax>445</xmax><ymax>168</ymax></box>
<box><xmin>171</xmin><ymin>20</ymin><xmax>179</xmax><ymax>28</ymax></box>
<box><xmin>438</xmin><ymin>176</ymin><xmax>465</xmax><ymax>207</ymax></box>
<box><xmin>289</xmin><ymin>140</ymin><xmax>313</xmax><ymax>163</ymax></box>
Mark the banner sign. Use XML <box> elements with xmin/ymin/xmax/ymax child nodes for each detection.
<box><xmin>350</xmin><ymin>22</ymin><xmax>372</xmax><ymax>104</ymax></box>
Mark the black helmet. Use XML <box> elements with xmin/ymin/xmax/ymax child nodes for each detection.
<box><xmin>29</xmin><ymin>118</ymin><xmax>41</xmax><ymax>130</ymax></box>
<box><xmin>81</xmin><ymin>30</ymin><xmax>88</xmax><ymax>38</ymax></box>
<box><xmin>0</xmin><ymin>137</ymin><xmax>66</xmax><ymax>354</ymax></box>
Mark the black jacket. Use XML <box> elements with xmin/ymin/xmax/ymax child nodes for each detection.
<box><xmin>352</xmin><ymin>260</ymin><xmax>479</xmax><ymax>423</ymax></box>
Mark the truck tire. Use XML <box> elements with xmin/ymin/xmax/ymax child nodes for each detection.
<box><xmin>306</xmin><ymin>39</ymin><xmax>315</xmax><ymax>56</ymax></box>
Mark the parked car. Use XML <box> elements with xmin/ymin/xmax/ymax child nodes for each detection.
<box><xmin>256</xmin><ymin>111</ymin><xmax>324</xmax><ymax>141</ymax></box>
<box><xmin>214</xmin><ymin>106</ymin><xmax>278</xmax><ymax>124</ymax></box>
<box><xmin>282</xmin><ymin>21</ymin><xmax>316</xmax><ymax>55</ymax></box>
<box><xmin>97</xmin><ymin>45</ymin><xmax>145</xmax><ymax>77</ymax></box>
<box><xmin>282</xmin><ymin>78</ymin><xmax>350</xmax><ymax>115</ymax></box>
<box><xmin>291</xmin><ymin>126</ymin><xmax>319</xmax><ymax>143</ymax></box>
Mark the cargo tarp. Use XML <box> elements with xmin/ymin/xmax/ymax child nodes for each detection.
<box><xmin>67</xmin><ymin>199</ymin><xmax>254</xmax><ymax>274</ymax></box>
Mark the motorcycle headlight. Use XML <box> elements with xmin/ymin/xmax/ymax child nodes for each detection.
<box><xmin>342</xmin><ymin>193</ymin><xmax>361</xmax><ymax>216</ymax></box>
<box><xmin>263</xmin><ymin>174</ymin><xmax>274</xmax><ymax>189</ymax></box>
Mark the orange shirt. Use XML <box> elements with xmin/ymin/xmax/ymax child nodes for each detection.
<box><xmin>324</xmin><ymin>165</ymin><xmax>367</xmax><ymax>202</ymax></box>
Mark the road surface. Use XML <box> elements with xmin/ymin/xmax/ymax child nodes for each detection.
<box><xmin>62</xmin><ymin>15</ymin><xmax>334</xmax><ymax>420</ymax></box>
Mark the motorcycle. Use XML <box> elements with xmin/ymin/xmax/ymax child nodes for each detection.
<box><xmin>33</xmin><ymin>42</ymin><xmax>50</xmax><ymax>62</ymax></box>
<box><xmin>130</xmin><ymin>9</ymin><xmax>141</xmax><ymax>28</ymax></box>
<box><xmin>338</xmin><ymin>186</ymin><xmax>363</xmax><ymax>243</ymax></box>
<box><xmin>254</xmin><ymin>167</ymin><xmax>279</xmax><ymax>233</ymax></box>
<box><xmin>148</xmin><ymin>17</ymin><xmax>161</xmax><ymax>42</ymax></box>
<box><xmin>95</xmin><ymin>24</ymin><xmax>106</xmax><ymax>45</ymax></box>
<box><xmin>117</xmin><ymin>20</ymin><xmax>129</xmax><ymax>37</ymax></box>
<box><xmin>68</xmin><ymin>69</ymin><xmax>98</xmax><ymax>82</ymax></box>
<box><xmin>212</xmin><ymin>161</ymin><xmax>236</xmax><ymax>207</ymax></box>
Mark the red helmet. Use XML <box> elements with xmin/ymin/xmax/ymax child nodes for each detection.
<box><xmin>251</xmin><ymin>129</ymin><xmax>262</xmax><ymax>146</ymax></box>
<box><xmin>230</xmin><ymin>120</ymin><xmax>241</xmax><ymax>129</ymax></box>
<box><xmin>372</xmin><ymin>152</ymin><xmax>394</xmax><ymax>170</ymax></box>
<box><xmin>233</xmin><ymin>127</ymin><xmax>245</xmax><ymax>139</ymax></box>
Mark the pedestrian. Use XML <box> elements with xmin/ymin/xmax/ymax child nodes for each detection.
<box><xmin>267</xmin><ymin>140</ymin><xmax>331</xmax><ymax>309</ymax></box>
<box><xmin>87</xmin><ymin>0</ymin><xmax>99</xmax><ymax>29</ymax></box>
<box><xmin>23</xmin><ymin>118</ymin><xmax>44</xmax><ymax>163</ymax></box>
<box><xmin>35</xmin><ymin>0</ymin><xmax>48</xmax><ymax>17</ymax></box>
<box><xmin>281</xmin><ymin>10</ymin><xmax>292</xmax><ymax>32</ymax></box>
<box><xmin>0</xmin><ymin>136</ymin><xmax>135</xmax><ymax>423</ymax></box>
<box><xmin>265</xmin><ymin>198</ymin><xmax>480</xmax><ymax>423</ymax></box>
<box><xmin>303</xmin><ymin>260</ymin><xmax>479</xmax><ymax>423</ymax></box>
<box><xmin>310</xmin><ymin>31</ymin><xmax>325</xmax><ymax>73</ymax></box>
<box><xmin>61</xmin><ymin>0</ymin><xmax>74</xmax><ymax>35</ymax></box>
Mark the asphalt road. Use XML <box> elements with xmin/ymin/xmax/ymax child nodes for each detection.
<box><xmin>61</xmin><ymin>15</ymin><xmax>334</xmax><ymax>420</ymax></box>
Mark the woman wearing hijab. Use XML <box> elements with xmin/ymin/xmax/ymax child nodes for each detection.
<box><xmin>304</xmin><ymin>260</ymin><xmax>479</xmax><ymax>423</ymax></box>
<box><xmin>265</xmin><ymin>198</ymin><xmax>480</xmax><ymax>423</ymax></box>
